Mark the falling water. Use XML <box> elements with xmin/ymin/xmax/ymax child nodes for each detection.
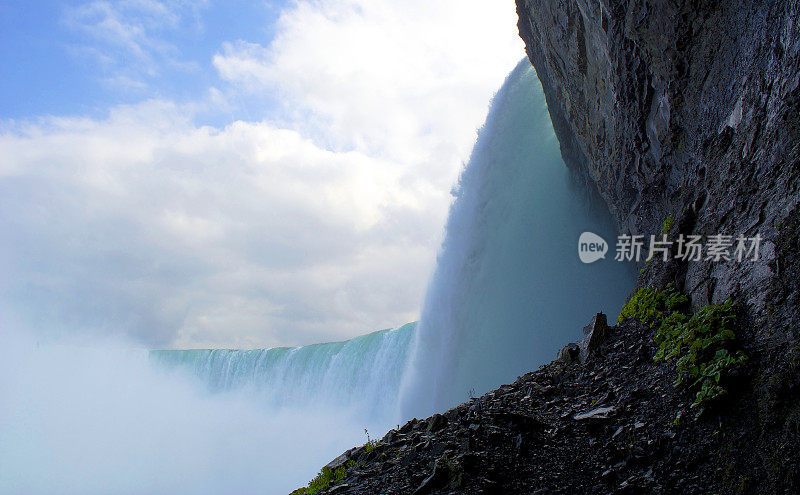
<box><xmin>399</xmin><ymin>59</ymin><xmax>634</xmax><ymax>418</ymax></box>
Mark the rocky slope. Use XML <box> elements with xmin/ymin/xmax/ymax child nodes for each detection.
<box><xmin>291</xmin><ymin>2</ymin><xmax>800</xmax><ymax>493</ymax></box>
<box><xmin>294</xmin><ymin>315</ymin><xmax>798</xmax><ymax>494</ymax></box>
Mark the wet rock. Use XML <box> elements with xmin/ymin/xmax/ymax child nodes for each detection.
<box><xmin>427</xmin><ymin>414</ymin><xmax>448</xmax><ymax>433</ymax></box>
<box><xmin>399</xmin><ymin>419</ymin><xmax>417</xmax><ymax>434</ymax></box>
<box><xmin>383</xmin><ymin>430</ymin><xmax>398</xmax><ymax>444</ymax></box>
<box><xmin>411</xmin><ymin>456</ymin><xmax>450</xmax><ymax>495</ymax></box>
<box><xmin>574</xmin><ymin>406</ymin><xmax>615</xmax><ymax>421</ymax></box>
<box><xmin>489</xmin><ymin>411</ymin><xmax>547</xmax><ymax>433</ymax></box>
<box><xmin>557</xmin><ymin>343</ymin><xmax>581</xmax><ymax>362</ymax></box>
<box><xmin>579</xmin><ymin>312</ymin><xmax>608</xmax><ymax>362</ymax></box>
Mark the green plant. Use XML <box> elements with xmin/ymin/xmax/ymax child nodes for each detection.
<box><xmin>362</xmin><ymin>428</ymin><xmax>383</xmax><ymax>452</ymax></box>
<box><xmin>654</xmin><ymin>300</ymin><xmax>747</xmax><ymax>410</ymax></box>
<box><xmin>617</xmin><ymin>283</ymin><xmax>687</xmax><ymax>325</ymax></box>
<box><xmin>619</xmin><ymin>285</ymin><xmax>747</xmax><ymax>412</ymax></box>
<box><xmin>290</xmin><ymin>462</ymin><xmax>353</xmax><ymax>495</ymax></box>
<box><xmin>661</xmin><ymin>216</ymin><xmax>675</xmax><ymax>236</ymax></box>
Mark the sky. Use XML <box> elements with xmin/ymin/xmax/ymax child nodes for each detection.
<box><xmin>0</xmin><ymin>0</ymin><xmax>524</xmax><ymax>349</ymax></box>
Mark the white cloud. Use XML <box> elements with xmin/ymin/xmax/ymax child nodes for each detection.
<box><xmin>0</xmin><ymin>102</ymin><xmax>439</xmax><ymax>348</ymax></box>
<box><xmin>63</xmin><ymin>0</ymin><xmax>207</xmax><ymax>87</ymax></box>
<box><xmin>1</xmin><ymin>0</ymin><xmax>524</xmax><ymax>348</ymax></box>
<box><xmin>214</xmin><ymin>0</ymin><xmax>523</xmax><ymax>187</ymax></box>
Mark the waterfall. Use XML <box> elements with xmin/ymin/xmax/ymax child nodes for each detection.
<box><xmin>150</xmin><ymin>58</ymin><xmax>634</xmax><ymax>423</ymax></box>
<box><xmin>151</xmin><ymin>322</ymin><xmax>415</xmax><ymax>420</ymax></box>
<box><xmin>153</xmin><ymin>58</ymin><xmax>634</xmax><ymax>423</ymax></box>
<box><xmin>398</xmin><ymin>59</ymin><xmax>634</xmax><ymax>418</ymax></box>
<box><xmin>0</xmin><ymin>58</ymin><xmax>634</xmax><ymax>495</ymax></box>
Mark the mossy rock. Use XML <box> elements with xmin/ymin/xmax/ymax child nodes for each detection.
<box><xmin>619</xmin><ymin>285</ymin><xmax>747</xmax><ymax>411</ymax></box>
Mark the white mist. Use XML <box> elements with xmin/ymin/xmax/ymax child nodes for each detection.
<box><xmin>0</xmin><ymin>328</ymin><xmax>390</xmax><ymax>495</ymax></box>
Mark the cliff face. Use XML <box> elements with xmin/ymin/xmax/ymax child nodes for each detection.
<box><xmin>516</xmin><ymin>0</ymin><xmax>800</xmax><ymax>342</ymax></box>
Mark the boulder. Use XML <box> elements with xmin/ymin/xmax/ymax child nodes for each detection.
<box><xmin>427</xmin><ymin>413</ymin><xmax>448</xmax><ymax>433</ymax></box>
<box><xmin>412</xmin><ymin>456</ymin><xmax>450</xmax><ymax>494</ymax></box>
<box><xmin>557</xmin><ymin>343</ymin><xmax>581</xmax><ymax>362</ymax></box>
<box><xmin>579</xmin><ymin>313</ymin><xmax>608</xmax><ymax>362</ymax></box>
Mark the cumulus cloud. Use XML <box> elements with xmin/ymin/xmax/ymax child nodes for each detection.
<box><xmin>1</xmin><ymin>0</ymin><xmax>524</xmax><ymax>348</ymax></box>
<box><xmin>213</xmin><ymin>0</ymin><xmax>523</xmax><ymax>186</ymax></box>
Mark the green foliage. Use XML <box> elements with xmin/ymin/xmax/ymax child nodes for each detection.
<box><xmin>617</xmin><ymin>283</ymin><xmax>687</xmax><ymax>325</ymax></box>
<box><xmin>661</xmin><ymin>216</ymin><xmax>675</xmax><ymax>236</ymax></box>
<box><xmin>290</xmin><ymin>464</ymin><xmax>351</xmax><ymax>495</ymax></box>
<box><xmin>653</xmin><ymin>299</ymin><xmax>747</xmax><ymax>410</ymax></box>
<box><xmin>442</xmin><ymin>453</ymin><xmax>464</xmax><ymax>486</ymax></box>
<box><xmin>619</xmin><ymin>285</ymin><xmax>747</xmax><ymax>411</ymax></box>
<box><xmin>362</xmin><ymin>428</ymin><xmax>382</xmax><ymax>452</ymax></box>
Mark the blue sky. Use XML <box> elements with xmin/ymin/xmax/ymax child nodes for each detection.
<box><xmin>0</xmin><ymin>0</ymin><xmax>286</xmax><ymax>121</ymax></box>
<box><xmin>0</xmin><ymin>0</ymin><xmax>524</xmax><ymax>348</ymax></box>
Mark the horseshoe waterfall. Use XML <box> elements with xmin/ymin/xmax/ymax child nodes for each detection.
<box><xmin>0</xmin><ymin>59</ymin><xmax>633</xmax><ymax>495</ymax></box>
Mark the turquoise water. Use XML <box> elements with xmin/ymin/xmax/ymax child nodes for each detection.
<box><xmin>151</xmin><ymin>322</ymin><xmax>415</xmax><ymax>419</ymax></box>
<box><xmin>399</xmin><ymin>59</ymin><xmax>634</xmax><ymax>417</ymax></box>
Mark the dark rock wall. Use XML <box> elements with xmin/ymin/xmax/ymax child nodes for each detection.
<box><xmin>516</xmin><ymin>0</ymin><xmax>800</xmax><ymax>345</ymax></box>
